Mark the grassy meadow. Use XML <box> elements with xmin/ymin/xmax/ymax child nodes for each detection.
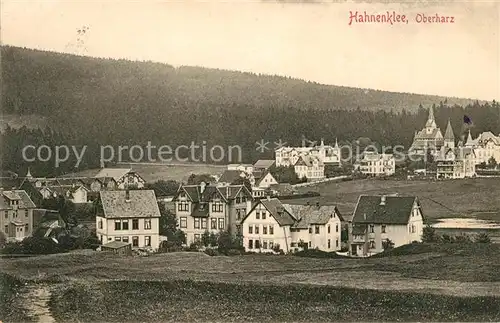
<box><xmin>3</xmin><ymin>244</ymin><xmax>500</xmax><ymax>321</ymax></box>
<box><xmin>294</xmin><ymin>178</ymin><xmax>500</xmax><ymax>221</ymax></box>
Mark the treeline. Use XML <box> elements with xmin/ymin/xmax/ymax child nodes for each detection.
<box><xmin>2</xmin><ymin>102</ymin><xmax>500</xmax><ymax>177</ymax></box>
<box><xmin>1</xmin><ymin>46</ymin><xmax>500</xmax><ymax>177</ymax></box>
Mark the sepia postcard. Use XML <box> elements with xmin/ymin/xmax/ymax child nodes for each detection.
<box><xmin>1</xmin><ymin>0</ymin><xmax>499</xmax><ymax>322</ymax></box>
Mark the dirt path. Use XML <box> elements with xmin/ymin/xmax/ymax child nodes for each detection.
<box><xmin>17</xmin><ymin>284</ymin><xmax>56</xmax><ymax>323</ymax></box>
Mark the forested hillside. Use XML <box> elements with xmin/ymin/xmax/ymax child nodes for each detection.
<box><xmin>1</xmin><ymin>45</ymin><xmax>499</xmax><ymax>177</ymax></box>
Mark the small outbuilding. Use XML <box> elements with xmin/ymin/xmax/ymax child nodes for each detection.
<box><xmin>101</xmin><ymin>241</ymin><xmax>132</xmax><ymax>255</ymax></box>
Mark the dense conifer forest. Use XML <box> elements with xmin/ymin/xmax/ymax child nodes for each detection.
<box><xmin>1</xmin><ymin>46</ymin><xmax>499</xmax><ymax>177</ymax></box>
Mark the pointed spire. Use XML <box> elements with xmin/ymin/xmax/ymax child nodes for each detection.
<box><xmin>425</xmin><ymin>106</ymin><xmax>436</xmax><ymax>128</ymax></box>
<box><xmin>335</xmin><ymin>138</ymin><xmax>339</xmax><ymax>148</ymax></box>
<box><xmin>444</xmin><ymin>119</ymin><xmax>455</xmax><ymax>140</ymax></box>
<box><xmin>466</xmin><ymin>129</ymin><xmax>473</xmax><ymax>145</ymax></box>
<box><xmin>26</xmin><ymin>167</ymin><xmax>32</xmax><ymax>179</ymax></box>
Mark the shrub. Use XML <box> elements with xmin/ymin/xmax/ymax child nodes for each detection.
<box><xmin>422</xmin><ymin>224</ymin><xmax>439</xmax><ymax>243</ymax></box>
<box><xmin>203</xmin><ymin>248</ymin><xmax>220</xmax><ymax>256</ymax></box>
<box><xmin>475</xmin><ymin>232</ymin><xmax>491</xmax><ymax>243</ymax></box>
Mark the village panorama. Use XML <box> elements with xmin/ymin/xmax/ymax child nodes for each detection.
<box><xmin>1</xmin><ymin>2</ymin><xmax>500</xmax><ymax>322</ymax></box>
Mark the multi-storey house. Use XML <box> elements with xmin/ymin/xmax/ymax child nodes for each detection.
<box><xmin>173</xmin><ymin>182</ymin><xmax>253</xmax><ymax>245</ymax></box>
<box><xmin>464</xmin><ymin>130</ymin><xmax>500</xmax><ymax>165</ymax></box>
<box><xmin>436</xmin><ymin>146</ymin><xmax>476</xmax><ymax>179</ymax></box>
<box><xmin>0</xmin><ymin>189</ymin><xmax>37</xmax><ymax>242</ymax></box>
<box><xmin>275</xmin><ymin>139</ymin><xmax>341</xmax><ymax>168</ymax></box>
<box><xmin>348</xmin><ymin>195</ymin><xmax>424</xmax><ymax>257</ymax></box>
<box><xmin>96</xmin><ymin>189</ymin><xmax>161</xmax><ymax>250</ymax></box>
<box><xmin>356</xmin><ymin>152</ymin><xmax>395</xmax><ymax>176</ymax></box>
<box><xmin>241</xmin><ymin>197</ymin><xmax>344</xmax><ymax>253</ymax></box>
<box><xmin>294</xmin><ymin>155</ymin><xmax>325</xmax><ymax>181</ymax></box>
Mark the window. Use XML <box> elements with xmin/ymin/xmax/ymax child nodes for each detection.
<box><xmin>255</xmin><ymin>240</ymin><xmax>261</xmax><ymax>249</ymax></box>
<box><xmin>256</xmin><ymin>212</ymin><xmax>260</xmax><ymax>220</ymax></box>
<box><xmin>411</xmin><ymin>225</ymin><xmax>416</xmax><ymax>233</ymax></box>
<box><xmin>194</xmin><ymin>218</ymin><xmax>200</xmax><ymax>229</ymax></box>
<box><xmin>145</xmin><ymin>236</ymin><xmax>151</xmax><ymax>246</ymax></box>
<box><xmin>211</xmin><ymin>203</ymin><xmax>223</xmax><ymax>213</ymax></box>
<box><xmin>201</xmin><ymin>218</ymin><xmax>207</xmax><ymax>229</ymax></box>
<box><xmin>369</xmin><ymin>224</ymin><xmax>374</xmax><ymax>233</ymax></box>
<box><xmin>263</xmin><ymin>226</ymin><xmax>267</xmax><ymax>234</ymax></box>
<box><xmin>4</xmin><ymin>225</ymin><xmax>8</xmax><ymax>233</ymax></box>
<box><xmin>115</xmin><ymin>236</ymin><xmax>121</xmax><ymax>241</ymax></box>
<box><xmin>123</xmin><ymin>236</ymin><xmax>129</xmax><ymax>243</ymax></box>
<box><xmin>269</xmin><ymin>241</ymin><xmax>274</xmax><ymax>249</ymax></box>
<box><xmin>248</xmin><ymin>225</ymin><xmax>253</xmax><ymax>234</ymax></box>
<box><xmin>132</xmin><ymin>219</ymin><xmax>139</xmax><ymax>230</ymax></box>
<box><xmin>236</xmin><ymin>225</ymin><xmax>242</xmax><ymax>236</ymax></box>
<box><xmin>98</xmin><ymin>220</ymin><xmax>103</xmax><ymax>229</ymax></box>
<box><xmin>269</xmin><ymin>225</ymin><xmax>274</xmax><ymax>235</ymax></box>
<box><xmin>336</xmin><ymin>239</ymin><xmax>339</xmax><ymax>247</ymax></box>
<box><xmin>381</xmin><ymin>225</ymin><xmax>386</xmax><ymax>233</ymax></box>
<box><xmin>315</xmin><ymin>226</ymin><xmax>320</xmax><ymax>234</ymax></box>
<box><xmin>25</xmin><ymin>210</ymin><xmax>28</xmax><ymax>217</ymax></box>
<box><xmin>308</xmin><ymin>241</ymin><xmax>312</xmax><ymax>248</ymax></box>
<box><xmin>328</xmin><ymin>239</ymin><xmax>331</xmax><ymax>248</ymax></box>
<box><xmin>291</xmin><ymin>242</ymin><xmax>297</xmax><ymax>247</ymax></box>
<box><xmin>144</xmin><ymin>219</ymin><xmax>151</xmax><ymax>230</ymax></box>
<box><xmin>248</xmin><ymin>239</ymin><xmax>253</xmax><ymax>249</ymax></box>
<box><xmin>336</xmin><ymin>224</ymin><xmax>339</xmax><ymax>232</ymax></box>
<box><xmin>178</xmin><ymin>202</ymin><xmax>189</xmax><ymax>212</ymax></box>
<box><xmin>218</xmin><ymin>218</ymin><xmax>225</xmax><ymax>230</ymax></box>
<box><xmin>211</xmin><ymin>218</ymin><xmax>217</xmax><ymax>229</ymax></box>
<box><xmin>132</xmin><ymin>236</ymin><xmax>139</xmax><ymax>247</ymax></box>
<box><xmin>236</xmin><ymin>209</ymin><xmax>241</xmax><ymax>220</ymax></box>
<box><xmin>328</xmin><ymin>225</ymin><xmax>331</xmax><ymax>234</ymax></box>
<box><xmin>263</xmin><ymin>241</ymin><xmax>268</xmax><ymax>249</ymax></box>
<box><xmin>255</xmin><ymin>225</ymin><xmax>259</xmax><ymax>234</ymax></box>
<box><xmin>369</xmin><ymin>240</ymin><xmax>375</xmax><ymax>249</ymax></box>
<box><xmin>309</xmin><ymin>227</ymin><xmax>312</xmax><ymax>234</ymax></box>
<box><xmin>114</xmin><ymin>220</ymin><xmax>121</xmax><ymax>231</ymax></box>
<box><xmin>4</xmin><ymin>211</ymin><xmax>7</xmax><ymax>219</ymax></box>
<box><xmin>262</xmin><ymin>212</ymin><xmax>266</xmax><ymax>220</ymax></box>
<box><xmin>236</xmin><ymin>197</ymin><xmax>241</xmax><ymax>204</ymax></box>
<box><xmin>122</xmin><ymin>220</ymin><xmax>129</xmax><ymax>230</ymax></box>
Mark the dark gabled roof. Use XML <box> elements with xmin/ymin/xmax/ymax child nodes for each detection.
<box><xmin>444</xmin><ymin>119</ymin><xmax>455</xmax><ymax>140</ymax></box>
<box><xmin>242</xmin><ymin>198</ymin><xmax>296</xmax><ymax>226</ymax></box>
<box><xmin>190</xmin><ymin>203</ymin><xmax>210</xmax><ymax>218</ymax></box>
<box><xmin>352</xmin><ymin>195</ymin><xmax>420</xmax><ymax>225</ymax></box>
<box><xmin>284</xmin><ymin>204</ymin><xmax>344</xmax><ymax>229</ymax></box>
<box><xmin>253</xmin><ymin>159</ymin><xmax>275</xmax><ymax>169</ymax></box>
<box><xmin>173</xmin><ymin>184</ymin><xmax>252</xmax><ymax>203</ymax></box>
<box><xmin>100</xmin><ymin>190</ymin><xmax>160</xmax><ymax>219</ymax></box>
<box><xmin>218</xmin><ymin>170</ymin><xmax>245</xmax><ymax>184</ymax></box>
<box><xmin>352</xmin><ymin>224</ymin><xmax>367</xmax><ymax>235</ymax></box>
<box><xmin>0</xmin><ymin>190</ymin><xmax>37</xmax><ymax>210</ymax></box>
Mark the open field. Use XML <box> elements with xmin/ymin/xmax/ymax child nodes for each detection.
<box><xmin>294</xmin><ymin>178</ymin><xmax>500</xmax><ymax>222</ymax></box>
<box><xmin>3</xmin><ymin>244</ymin><xmax>500</xmax><ymax>321</ymax></box>
<box><xmin>0</xmin><ymin>114</ymin><xmax>49</xmax><ymax>131</ymax></box>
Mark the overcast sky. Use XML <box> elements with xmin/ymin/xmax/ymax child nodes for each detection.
<box><xmin>1</xmin><ymin>0</ymin><xmax>499</xmax><ymax>100</ymax></box>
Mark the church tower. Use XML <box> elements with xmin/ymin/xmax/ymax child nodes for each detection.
<box><xmin>444</xmin><ymin>119</ymin><xmax>455</xmax><ymax>149</ymax></box>
<box><xmin>425</xmin><ymin>106</ymin><xmax>437</xmax><ymax>134</ymax></box>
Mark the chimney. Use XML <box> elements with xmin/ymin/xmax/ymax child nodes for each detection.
<box><xmin>267</xmin><ymin>195</ymin><xmax>271</xmax><ymax>201</ymax></box>
<box><xmin>125</xmin><ymin>189</ymin><xmax>130</xmax><ymax>202</ymax></box>
<box><xmin>380</xmin><ymin>195</ymin><xmax>386</xmax><ymax>206</ymax></box>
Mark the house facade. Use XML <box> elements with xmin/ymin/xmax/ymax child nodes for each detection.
<box><xmin>294</xmin><ymin>155</ymin><xmax>326</xmax><ymax>181</ymax></box>
<box><xmin>172</xmin><ymin>182</ymin><xmax>253</xmax><ymax>245</ymax></box>
<box><xmin>348</xmin><ymin>195</ymin><xmax>424</xmax><ymax>257</ymax></box>
<box><xmin>464</xmin><ymin>131</ymin><xmax>500</xmax><ymax>165</ymax></box>
<box><xmin>436</xmin><ymin>147</ymin><xmax>476</xmax><ymax>179</ymax></box>
<box><xmin>0</xmin><ymin>190</ymin><xmax>37</xmax><ymax>242</ymax></box>
<box><xmin>94</xmin><ymin>168</ymin><xmax>145</xmax><ymax>190</ymax></box>
<box><xmin>241</xmin><ymin>197</ymin><xmax>343</xmax><ymax>253</ymax></box>
<box><xmin>96</xmin><ymin>189</ymin><xmax>161</xmax><ymax>250</ymax></box>
<box><xmin>275</xmin><ymin>139</ymin><xmax>341</xmax><ymax>168</ymax></box>
<box><xmin>357</xmin><ymin>152</ymin><xmax>395</xmax><ymax>176</ymax></box>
